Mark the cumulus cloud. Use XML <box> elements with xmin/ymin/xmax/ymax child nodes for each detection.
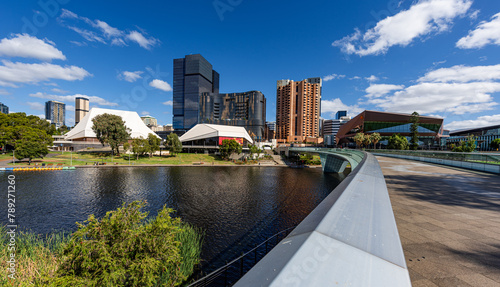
<box><xmin>333</xmin><ymin>0</ymin><xmax>472</xmax><ymax>56</ymax></box>
<box><xmin>29</xmin><ymin>92</ymin><xmax>118</xmax><ymax>107</ymax></box>
<box><xmin>59</xmin><ymin>9</ymin><xmax>158</xmax><ymax>50</ymax></box>
<box><xmin>162</xmin><ymin>100</ymin><xmax>173</xmax><ymax>106</ymax></box>
<box><xmin>457</xmin><ymin>12</ymin><xmax>500</xmax><ymax>49</ymax></box>
<box><xmin>323</xmin><ymin>74</ymin><xmax>346</xmax><ymax>81</ymax></box>
<box><xmin>445</xmin><ymin>114</ymin><xmax>500</xmax><ymax>131</ymax></box>
<box><xmin>0</xmin><ymin>89</ymin><xmax>10</xmax><ymax>95</ymax></box>
<box><xmin>365</xmin><ymin>75</ymin><xmax>379</xmax><ymax>82</ymax></box>
<box><xmin>0</xmin><ymin>61</ymin><xmax>91</xmax><ymax>87</ymax></box>
<box><xmin>321</xmin><ymin>98</ymin><xmax>364</xmax><ymax>118</ymax></box>
<box><xmin>149</xmin><ymin>79</ymin><xmax>172</xmax><ymax>92</ymax></box>
<box><xmin>418</xmin><ymin>64</ymin><xmax>500</xmax><ymax>82</ymax></box>
<box><xmin>0</xmin><ymin>34</ymin><xmax>66</xmax><ymax>61</ymax></box>
<box><xmin>127</xmin><ymin>31</ymin><xmax>158</xmax><ymax>50</ymax></box>
<box><xmin>365</xmin><ymin>84</ymin><xmax>405</xmax><ymax>98</ymax></box>
<box><xmin>140</xmin><ymin>111</ymin><xmax>150</xmax><ymax>116</ymax></box>
<box><xmin>118</xmin><ymin>71</ymin><xmax>143</xmax><ymax>82</ymax></box>
<box><xmin>27</xmin><ymin>102</ymin><xmax>45</xmax><ymax>111</ymax></box>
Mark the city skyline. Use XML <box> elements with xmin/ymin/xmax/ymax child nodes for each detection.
<box><xmin>0</xmin><ymin>0</ymin><xmax>499</xmax><ymax>131</ymax></box>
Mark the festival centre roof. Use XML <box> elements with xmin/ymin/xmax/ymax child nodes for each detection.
<box><xmin>179</xmin><ymin>124</ymin><xmax>253</xmax><ymax>144</ymax></box>
<box><xmin>65</xmin><ymin>108</ymin><xmax>159</xmax><ymax>140</ymax></box>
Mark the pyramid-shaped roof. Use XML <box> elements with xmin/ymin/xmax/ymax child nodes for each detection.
<box><xmin>65</xmin><ymin>108</ymin><xmax>159</xmax><ymax>140</ymax></box>
<box><xmin>179</xmin><ymin>124</ymin><xmax>253</xmax><ymax>144</ymax></box>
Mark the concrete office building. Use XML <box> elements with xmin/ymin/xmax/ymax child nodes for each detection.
<box><xmin>141</xmin><ymin>115</ymin><xmax>158</xmax><ymax>128</ymax></box>
<box><xmin>276</xmin><ymin>78</ymin><xmax>322</xmax><ymax>142</ymax></box>
<box><xmin>173</xmin><ymin>54</ymin><xmax>219</xmax><ymax>131</ymax></box>
<box><xmin>0</xmin><ymin>102</ymin><xmax>8</xmax><ymax>114</ymax></box>
<box><xmin>199</xmin><ymin>91</ymin><xmax>266</xmax><ymax>140</ymax></box>
<box><xmin>75</xmin><ymin>97</ymin><xmax>89</xmax><ymax>125</ymax></box>
<box><xmin>45</xmin><ymin>101</ymin><xmax>65</xmax><ymax>128</ymax></box>
<box><xmin>323</xmin><ymin>117</ymin><xmax>350</xmax><ymax>147</ymax></box>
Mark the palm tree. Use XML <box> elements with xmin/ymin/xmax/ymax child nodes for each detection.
<box><xmin>363</xmin><ymin>134</ymin><xmax>372</xmax><ymax>149</ymax></box>
<box><xmin>353</xmin><ymin>133</ymin><xmax>365</xmax><ymax>148</ymax></box>
<box><xmin>370</xmin><ymin>133</ymin><xmax>381</xmax><ymax>149</ymax></box>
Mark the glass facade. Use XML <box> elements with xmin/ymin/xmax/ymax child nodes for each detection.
<box><xmin>364</xmin><ymin>121</ymin><xmax>441</xmax><ymax>133</ymax></box>
<box><xmin>0</xmin><ymin>102</ymin><xmax>8</xmax><ymax>114</ymax></box>
<box><xmin>45</xmin><ymin>101</ymin><xmax>65</xmax><ymax>128</ymax></box>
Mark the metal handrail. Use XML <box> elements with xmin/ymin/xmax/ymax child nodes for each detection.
<box><xmin>187</xmin><ymin>226</ymin><xmax>297</xmax><ymax>287</ymax></box>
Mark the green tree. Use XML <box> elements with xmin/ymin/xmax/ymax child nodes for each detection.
<box><xmin>54</xmin><ymin>201</ymin><xmax>202</xmax><ymax>286</ymax></box>
<box><xmin>409</xmin><ymin>111</ymin><xmax>420</xmax><ymax>150</ymax></box>
<box><xmin>127</xmin><ymin>137</ymin><xmax>149</xmax><ymax>160</ymax></box>
<box><xmin>166</xmin><ymin>133</ymin><xmax>183</xmax><ymax>156</ymax></box>
<box><xmin>353</xmin><ymin>132</ymin><xmax>365</xmax><ymax>148</ymax></box>
<box><xmin>91</xmin><ymin>113</ymin><xmax>131</xmax><ymax>155</ymax></box>
<box><xmin>453</xmin><ymin>135</ymin><xmax>476</xmax><ymax>152</ymax></box>
<box><xmin>363</xmin><ymin>134</ymin><xmax>372</xmax><ymax>148</ymax></box>
<box><xmin>146</xmin><ymin>133</ymin><xmax>161</xmax><ymax>158</ymax></box>
<box><xmin>249</xmin><ymin>144</ymin><xmax>261</xmax><ymax>159</ymax></box>
<box><xmin>370</xmin><ymin>132</ymin><xmax>381</xmax><ymax>149</ymax></box>
<box><xmin>13</xmin><ymin>127</ymin><xmax>53</xmax><ymax>165</ymax></box>
<box><xmin>490</xmin><ymin>138</ymin><xmax>500</xmax><ymax>151</ymax></box>
<box><xmin>219</xmin><ymin>139</ymin><xmax>242</xmax><ymax>160</ymax></box>
<box><xmin>388</xmin><ymin>134</ymin><xmax>409</xmax><ymax>150</ymax></box>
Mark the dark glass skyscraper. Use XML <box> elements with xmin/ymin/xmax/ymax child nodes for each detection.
<box><xmin>45</xmin><ymin>100</ymin><xmax>65</xmax><ymax>128</ymax></box>
<box><xmin>173</xmin><ymin>54</ymin><xmax>219</xmax><ymax>131</ymax></box>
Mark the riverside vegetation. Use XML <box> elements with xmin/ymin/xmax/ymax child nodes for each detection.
<box><xmin>0</xmin><ymin>201</ymin><xmax>203</xmax><ymax>286</ymax></box>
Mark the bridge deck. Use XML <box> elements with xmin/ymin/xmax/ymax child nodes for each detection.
<box><xmin>377</xmin><ymin>155</ymin><xmax>500</xmax><ymax>287</ymax></box>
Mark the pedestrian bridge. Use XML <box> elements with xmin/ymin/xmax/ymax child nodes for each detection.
<box><xmin>288</xmin><ymin>147</ymin><xmax>365</xmax><ymax>173</ymax></box>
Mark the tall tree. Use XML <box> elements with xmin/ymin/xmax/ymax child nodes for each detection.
<box><xmin>146</xmin><ymin>133</ymin><xmax>161</xmax><ymax>158</ymax></box>
<box><xmin>91</xmin><ymin>113</ymin><xmax>131</xmax><ymax>155</ymax></box>
<box><xmin>370</xmin><ymin>133</ymin><xmax>382</xmax><ymax>149</ymax></box>
<box><xmin>353</xmin><ymin>132</ymin><xmax>365</xmax><ymax>148</ymax></box>
<box><xmin>409</xmin><ymin>111</ymin><xmax>420</xmax><ymax>150</ymax></box>
<box><xmin>14</xmin><ymin>127</ymin><xmax>53</xmax><ymax>165</ymax></box>
<box><xmin>363</xmin><ymin>134</ymin><xmax>372</xmax><ymax>148</ymax></box>
<box><xmin>220</xmin><ymin>139</ymin><xmax>242</xmax><ymax>160</ymax></box>
<box><xmin>166</xmin><ymin>133</ymin><xmax>183</xmax><ymax>156</ymax></box>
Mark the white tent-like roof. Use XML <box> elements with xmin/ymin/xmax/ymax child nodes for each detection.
<box><xmin>65</xmin><ymin>108</ymin><xmax>159</xmax><ymax>140</ymax></box>
<box><xmin>179</xmin><ymin>124</ymin><xmax>253</xmax><ymax>144</ymax></box>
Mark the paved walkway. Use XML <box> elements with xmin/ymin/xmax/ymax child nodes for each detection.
<box><xmin>376</xmin><ymin>156</ymin><xmax>500</xmax><ymax>287</ymax></box>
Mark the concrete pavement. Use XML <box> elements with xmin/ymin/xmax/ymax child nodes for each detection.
<box><xmin>376</xmin><ymin>155</ymin><xmax>500</xmax><ymax>287</ymax></box>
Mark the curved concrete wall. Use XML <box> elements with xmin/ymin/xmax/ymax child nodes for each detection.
<box><xmin>236</xmin><ymin>153</ymin><xmax>411</xmax><ymax>286</ymax></box>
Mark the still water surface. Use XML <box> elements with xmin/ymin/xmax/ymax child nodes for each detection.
<box><xmin>0</xmin><ymin>166</ymin><xmax>344</xmax><ymax>275</ymax></box>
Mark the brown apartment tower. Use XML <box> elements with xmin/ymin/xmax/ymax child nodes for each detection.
<box><xmin>276</xmin><ymin>78</ymin><xmax>322</xmax><ymax>142</ymax></box>
<box><xmin>75</xmin><ymin>97</ymin><xmax>89</xmax><ymax>125</ymax></box>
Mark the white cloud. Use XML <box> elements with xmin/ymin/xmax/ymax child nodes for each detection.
<box><xmin>0</xmin><ymin>61</ymin><xmax>91</xmax><ymax>87</ymax></box>
<box><xmin>457</xmin><ymin>12</ymin><xmax>500</xmax><ymax>49</ymax></box>
<box><xmin>118</xmin><ymin>71</ymin><xmax>143</xmax><ymax>82</ymax></box>
<box><xmin>149</xmin><ymin>79</ymin><xmax>172</xmax><ymax>92</ymax></box>
<box><xmin>66</xmin><ymin>105</ymin><xmax>75</xmax><ymax>111</ymax></box>
<box><xmin>29</xmin><ymin>92</ymin><xmax>118</xmax><ymax>107</ymax></box>
<box><xmin>52</xmin><ymin>88</ymin><xmax>69</xmax><ymax>94</ymax></box>
<box><xmin>365</xmin><ymin>84</ymin><xmax>405</xmax><ymax>98</ymax></box>
<box><xmin>0</xmin><ymin>89</ymin><xmax>10</xmax><ymax>95</ymax></box>
<box><xmin>350</xmin><ymin>76</ymin><xmax>361</xmax><ymax>80</ymax></box>
<box><xmin>140</xmin><ymin>111</ymin><xmax>150</xmax><ymax>116</ymax></box>
<box><xmin>365</xmin><ymin>75</ymin><xmax>379</xmax><ymax>82</ymax></box>
<box><xmin>366</xmin><ymin>81</ymin><xmax>500</xmax><ymax>115</ymax></box>
<box><xmin>0</xmin><ymin>34</ymin><xmax>66</xmax><ymax>61</ymax></box>
<box><xmin>321</xmin><ymin>98</ymin><xmax>364</xmax><ymax>118</ymax></box>
<box><xmin>27</xmin><ymin>102</ymin><xmax>45</xmax><ymax>111</ymax></box>
<box><xmin>162</xmin><ymin>100</ymin><xmax>173</xmax><ymax>106</ymax></box>
<box><xmin>59</xmin><ymin>9</ymin><xmax>158</xmax><ymax>50</ymax></box>
<box><xmin>445</xmin><ymin>114</ymin><xmax>500</xmax><ymax>131</ymax></box>
<box><xmin>333</xmin><ymin>0</ymin><xmax>472</xmax><ymax>56</ymax></box>
<box><xmin>127</xmin><ymin>31</ymin><xmax>158</xmax><ymax>50</ymax></box>
<box><xmin>323</xmin><ymin>74</ymin><xmax>346</xmax><ymax>81</ymax></box>
<box><xmin>419</xmin><ymin>64</ymin><xmax>500</xmax><ymax>83</ymax></box>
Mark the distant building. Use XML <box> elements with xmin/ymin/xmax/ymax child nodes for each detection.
<box><xmin>179</xmin><ymin>124</ymin><xmax>253</xmax><ymax>148</ymax></box>
<box><xmin>45</xmin><ymin>101</ymin><xmax>65</xmax><ymax>128</ymax></box>
<box><xmin>141</xmin><ymin>115</ymin><xmax>158</xmax><ymax>128</ymax></box>
<box><xmin>336</xmin><ymin>110</ymin><xmax>443</xmax><ymax>147</ymax></box>
<box><xmin>199</xmin><ymin>91</ymin><xmax>266</xmax><ymax>140</ymax></box>
<box><xmin>173</xmin><ymin>54</ymin><xmax>219</xmax><ymax>131</ymax></box>
<box><xmin>265</xmin><ymin>121</ymin><xmax>276</xmax><ymax>140</ymax></box>
<box><xmin>0</xmin><ymin>102</ymin><xmax>8</xmax><ymax>114</ymax></box>
<box><xmin>276</xmin><ymin>78</ymin><xmax>322</xmax><ymax>142</ymax></box>
<box><xmin>447</xmin><ymin>125</ymin><xmax>500</xmax><ymax>151</ymax></box>
<box><xmin>335</xmin><ymin>111</ymin><xmax>347</xmax><ymax>120</ymax></box>
<box><xmin>75</xmin><ymin>97</ymin><xmax>89</xmax><ymax>126</ymax></box>
<box><xmin>323</xmin><ymin>117</ymin><xmax>350</xmax><ymax>147</ymax></box>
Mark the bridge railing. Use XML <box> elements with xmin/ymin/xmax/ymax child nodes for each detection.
<box><xmin>369</xmin><ymin>149</ymin><xmax>500</xmax><ymax>174</ymax></box>
<box><xmin>235</xmin><ymin>152</ymin><xmax>411</xmax><ymax>286</ymax></box>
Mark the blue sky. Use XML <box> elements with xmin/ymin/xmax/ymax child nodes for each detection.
<box><xmin>1</xmin><ymin>0</ymin><xmax>500</xmax><ymax>131</ymax></box>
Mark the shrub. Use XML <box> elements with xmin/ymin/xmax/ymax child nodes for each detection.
<box><xmin>53</xmin><ymin>201</ymin><xmax>202</xmax><ymax>287</ymax></box>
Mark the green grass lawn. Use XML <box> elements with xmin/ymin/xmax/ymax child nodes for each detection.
<box><xmin>9</xmin><ymin>152</ymin><xmax>237</xmax><ymax>166</ymax></box>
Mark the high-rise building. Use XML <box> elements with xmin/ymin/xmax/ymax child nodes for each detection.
<box><xmin>323</xmin><ymin>117</ymin><xmax>350</xmax><ymax>147</ymax></box>
<box><xmin>335</xmin><ymin>110</ymin><xmax>347</xmax><ymax>120</ymax></box>
<box><xmin>0</xmin><ymin>102</ymin><xmax>8</xmax><ymax>114</ymax></box>
<box><xmin>140</xmin><ymin>115</ymin><xmax>158</xmax><ymax>128</ymax></box>
<box><xmin>75</xmin><ymin>97</ymin><xmax>89</xmax><ymax>125</ymax></box>
<box><xmin>173</xmin><ymin>54</ymin><xmax>219</xmax><ymax>131</ymax></box>
<box><xmin>276</xmin><ymin>78</ymin><xmax>322</xmax><ymax>142</ymax></box>
<box><xmin>198</xmin><ymin>91</ymin><xmax>266</xmax><ymax>140</ymax></box>
<box><xmin>45</xmin><ymin>101</ymin><xmax>65</xmax><ymax>128</ymax></box>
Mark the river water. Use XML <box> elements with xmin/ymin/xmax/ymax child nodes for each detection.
<box><xmin>0</xmin><ymin>166</ymin><xmax>345</xmax><ymax>280</ymax></box>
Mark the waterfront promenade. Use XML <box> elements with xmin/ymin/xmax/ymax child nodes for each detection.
<box><xmin>376</xmin><ymin>156</ymin><xmax>500</xmax><ymax>287</ymax></box>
